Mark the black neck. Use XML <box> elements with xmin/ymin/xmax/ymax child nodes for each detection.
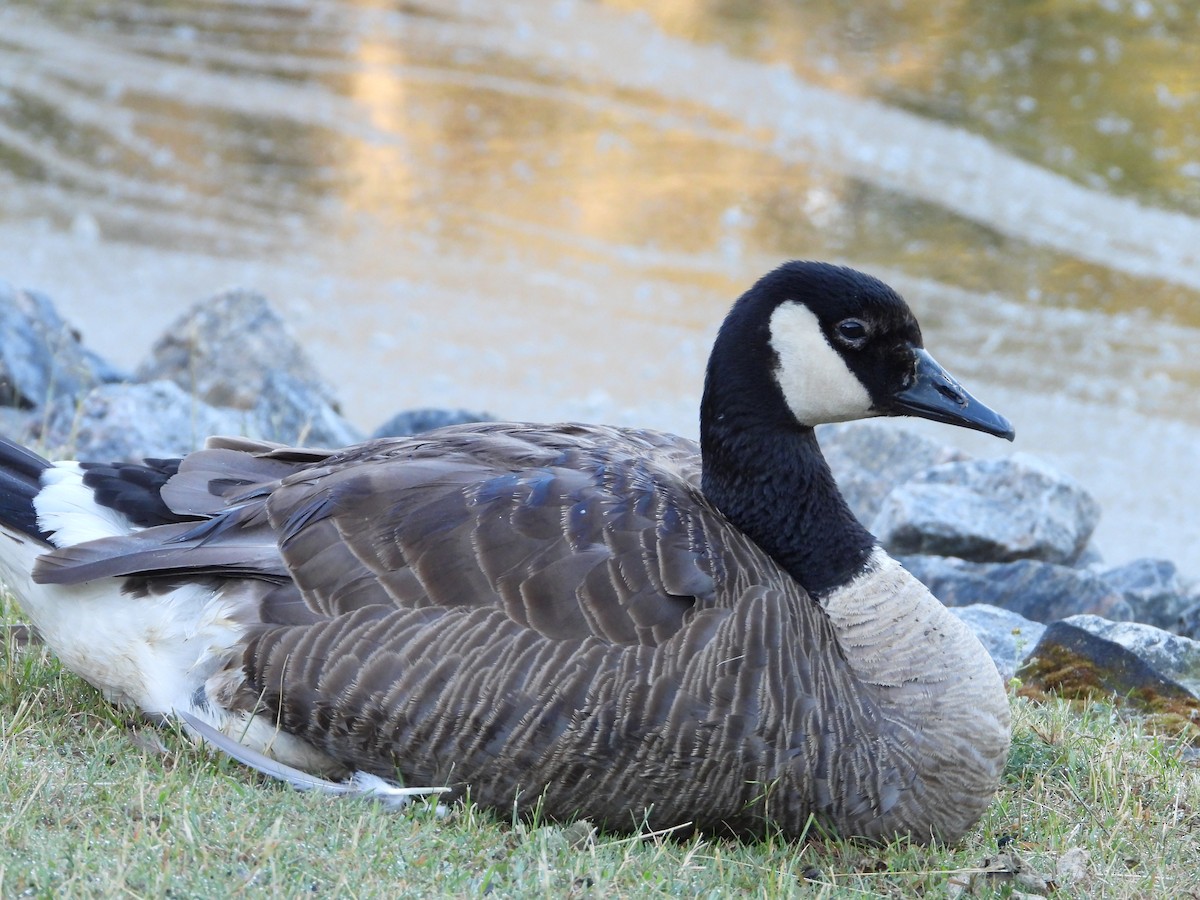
<box><xmin>700</xmin><ymin>409</ymin><xmax>876</xmax><ymax>597</ymax></box>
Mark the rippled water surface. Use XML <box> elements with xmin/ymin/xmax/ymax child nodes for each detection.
<box><xmin>0</xmin><ymin>0</ymin><xmax>1197</xmax><ymax>575</ymax></box>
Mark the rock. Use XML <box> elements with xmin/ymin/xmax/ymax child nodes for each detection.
<box><xmin>0</xmin><ymin>282</ymin><xmax>123</xmax><ymax>411</ymax></box>
<box><xmin>874</xmin><ymin>453</ymin><xmax>1101</xmax><ymax>565</ymax></box>
<box><xmin>951</xmin><ymin>850</ymin><xmax>1053</xmax><ymax>897</ymax></box>
<box><xmin>40</xmin><ymin>380</ymin><xmax>253</xmax><ymax>462</ymax></box>
<box><xmin>1054</xmin><ymin>847</ymin><xmax>1090</xmax><ymax>888</ymax></box>
<box><xmin>1017</xmin><ymin>622</ymin><xmax>1200</xmax><ymax>730</ymax></box>
<box><xmin>900</xmin><ymin>555</ymin><xmax>1133</xmax><ymax>623</ymax></box>
<box><xmin>1062</xmin><ymin>615</ymin><xmax>1200</xmax><ymax>697</ymax></box>
<box><xmin>136</xmin><ymin>288</ymin><xmax>341</xmax><ymax>414</ymax></box>
<box><xmin>1099</xmin><ymin>558</ymin><xmax>1188</xmax><ymax>631</ymax></box>
<box><xmin>254</xmin><ymin>370</ymin><xmax>363</xmax><ymax>448</ymax></box>
<box><xmin>1176</xmin><ymin>583</ymin><xmax>1200</xmax><ymax>640</ymax></box>
<box><xmin>372</xmin><ymin>407</ymin><xmax>496</xmax><ymax>438</ymax></box>
<box><xmin>1071</xmin><ymin>542</ymin><xmax>1105</xmax><ymax>569</ymax></box>
<box><xmin>0</xmin><ymin>407</ymin><xmax>36</xmax><ymax>445</ymax></box>
<box><xmin>818</xmin><ymin>422</ymin><xmax>967</xmax><ymax>524</ymax></box>
<box><xmin>950</xmin><ymin>604</ymin><xmax>1046</xmax><ymax>682</ymax></box>
<box><xmin>134</xmin><ymin>288</ymin><xmax>359</xmax><ymax>450</ymax></box>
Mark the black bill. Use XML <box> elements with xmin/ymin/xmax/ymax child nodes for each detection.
<box><xmin>891</xmin><ymin>348</ymin><xmax>1015</xmax><ymax>441</ymax></box>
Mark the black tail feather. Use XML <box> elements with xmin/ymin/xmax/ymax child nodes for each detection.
<box><xmin>0</xmin><ymin>437</ymin><xmax>52</xmax><ymax>543</ymax></box>
<box><xmin>80</xmin><ymin>458</ymin><xmax>192</xmax><ymax>528</ymax></box>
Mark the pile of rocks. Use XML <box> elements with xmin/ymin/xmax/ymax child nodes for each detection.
<box><xmin>3</xmin><ymin>280</ymin><xmax>1199</xmax><ymax>721</ymax></box>
<box><xmin>0</xmin><ymin>282</ymin><xmax>489</xmax><ymax>458</ymax></box>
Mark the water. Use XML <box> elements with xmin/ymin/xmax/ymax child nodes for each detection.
<box><xmin>0</xmin><ymin>0</ymin><xmax>1197</xmax><ymax>578</ymax></box>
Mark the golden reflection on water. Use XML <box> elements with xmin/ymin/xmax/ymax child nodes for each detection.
<box><xmin>341</xmin><ymin>24</ymin><xmax>768</xmax><ymax>258</ymax></box>
<box><xmin>2</xmin><ymin>0</ymin><xmax>1200</xmax><ymax>339</ymax></box>
<box><xmin>340</xmin><ymin>33</ymin><xmax>418</xmax><ymax>223</ymax></box>
<box><xmin>598</xmin><ymin>0</ymin><xmax>1200</xmax><ymax>328</ymax></box>
<box><xmin>604</xmin><ymin>0</ymin><xmax>1200</xmax><ymax>216</ymax></box>
<box><xmin>282</xmin><ymin>0</ymin><xmax>1200</xmax><ymax>332</ymax></box>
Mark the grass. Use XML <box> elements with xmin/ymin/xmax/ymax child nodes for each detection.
<box><xmin>1</xmin><ymin>609</ymin><xmax>1199</xmax><ymax>898</ymax></box>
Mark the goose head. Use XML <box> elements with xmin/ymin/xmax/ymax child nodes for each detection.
<box><xmin>699</xmin><ymin>260</ymin><xmax>1013</xmax><ymax>595</ymax></box>
<box><xmin>701</xmin><ymin>260</ymin><xmax>1014</xmax><ymax>444</ymax></box>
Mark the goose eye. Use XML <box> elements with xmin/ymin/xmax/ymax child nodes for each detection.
<box><xmin>835</xmin><ymin>318</ymin><xmax>869</xmax><ymax>346</ymax></box>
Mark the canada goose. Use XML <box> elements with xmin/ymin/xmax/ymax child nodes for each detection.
<box><xmin>0</xmin><ymin>261</ymin><xmax>1013</xmax><ymax>843</ymax></box>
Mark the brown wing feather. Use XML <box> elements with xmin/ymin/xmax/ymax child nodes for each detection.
<box><xmin>33</xmin><ymin>423</ymin><xmax>716</xmax><ymax>647</ymax></box>
<box><xmin>261</xmin><ymin>425</ymin><xmax>715</xmax><ymax>644</ymax></box>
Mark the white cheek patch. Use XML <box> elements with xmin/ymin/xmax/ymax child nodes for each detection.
<box><xmin>769</xmin><ymin>303</ymin><xmax>876</xmax><ymax>425</ymax></box>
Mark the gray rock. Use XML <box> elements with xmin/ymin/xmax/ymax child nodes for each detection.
<box><xmin>0</xmin><ymin>282</ymin><xmax>123</xmax><ymax>411</ymax></box>
<box><xmin>950</xmin><ymin>604</ymin><xmax>1046</xmax><ymax>682</ymax></box>
<box><xmin>1064</xmin><ymin>615</ymin><xmax>1200</xmax><ymax>697</ymax></box>
<box><xmin>900</xmin><ymin>554</ymin><xmax>1133</xmax><ymax>623</ymax></box>
<box><xmin>1099</xmin><ymin>558</ymin><xmax>1188</xmax><ymax>631</ymax></box>
<box><xmin>0</xmin><ymin>407</ymin><xmax>36</xmax><ymax>444</ymax></box>
<box><xmin>874</xmin><ymin>453</ymin><xmax>1101</xmax><ymax>564</ymax></box>
<box><xmin>136</xmin><ymin>288</ymin><xmax>341</xmax><ymax>414</ymax></box>
<box><xmin>1071</xmin><ymin>542</ymin><xmax>1105</xmax><ymax>569</ymax></box>
<box><xmin>818</xmin><ymin>422</ymin><xmax>967</xmax><ymax>524</ymax></box>
<box><xmin>1018</xmin><ymin>621</ymin><xmax>1200</xmax><ymax>712</ymax></box>
<box><xmin>1176</xmin><ymin>582</ymin><xmax>1200</xmax><ymax>639</ymax></box>
<box><xmin>372</xmin><ymin>407</ymin><xmax>495</xmax><ymax>438</ymax></box>
<box><xmin>254</xmin><ymin>370</ymin><xmax>363</xmax><ymax>448</ymax></box>
<box><xmin>41</xmin><ymin>380</ymin><xmax>252</xmax><ymax>462</ymax></box>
